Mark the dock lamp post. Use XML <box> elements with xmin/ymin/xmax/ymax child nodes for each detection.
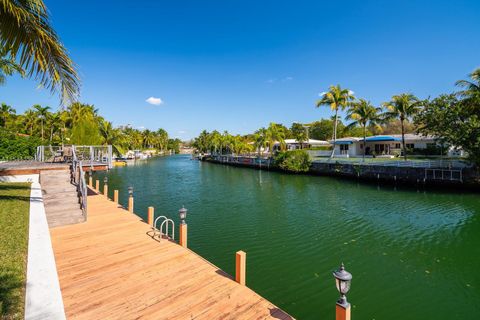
<box><xmin>333</xmin><ymin>263</ymin><xmax>352</xmax><ymax>320</ymax></box>
<box><xmin>179</xmin><ymin>206</ymin><xmax>188</xmax><ymax>248</ymax></box>
<box><xmin>128</xmin><ymin>186</ymin><xmax>134</xmax><ymax>213</ymax></box>
<box><xmin>103</xmin><ymin>177</ymin><xmax>108</xmax><ymax>197</ymax></box>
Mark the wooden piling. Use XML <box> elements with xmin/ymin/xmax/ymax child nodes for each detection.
<box><xmin>128</xmin><ymin>196</ymin><xmax>134</xmax><ymax>213</ymax></box>
<box><xmin>103</xmin><ymin>184</ymin><xmax>108</xmax><ymax>198</ymax></box>
<box><xmin>235</xmin><ymin>251</ymin><xmax>246</xmax><ymax>285</ymax></box>
<box><xmin>113</xmin><ymin>190</ymin><xmax>119</xmax><ymax>204</ymax></box>
<box><xmin>336</xmin><ymin>304</ymin><xmax>351</xmax><ymax>320</ymax></box>
<box><xmin>95</xmin><ymin>180</ymin><xmax>100</xmax><ymax>192</ymax></box>
<box><xmin>148</xmin><ymin>207</ymin><xmax>154</xmax><ymax>226</ymax></box>
<box><xmin>179</xmin><ymin>223</ymin><xmax>188</xmax><ymax>248</ymax></box>
<box><xmin>88</xmin><ymin>176</ymin><xmax>93</xmax><ymax>188</ymax></box>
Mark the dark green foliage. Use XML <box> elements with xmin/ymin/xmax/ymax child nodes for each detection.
<box><xmin>0</xmin><ymin>128</ymin><xmax>41</xmax><ymax>160</ymax></box>
<box><xmin>415</xmin><ymin>94</ymin><xmax>480</xmax><ymax>165</ymax></box>
<box><xmin>168</xmin><ymin>138</ymin><xmax>181</xmax><ymax>154</ymax></box>
<box><xmin>274</xmin><ymin>150</ymin><xmax>311</xmax><ymax>172</ymax></box>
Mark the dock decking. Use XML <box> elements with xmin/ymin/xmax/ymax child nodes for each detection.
<box><xmin>50</xmin><ymin>190</ymin><xmax>293</xmax><ymax>319</ymax></box>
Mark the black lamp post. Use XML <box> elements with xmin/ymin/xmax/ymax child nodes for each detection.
<box><xmin>128</xmin><ymin>186</ymin><xmax>133</xmax><ymax>197</ymax></box>
<box><xmin>333</xmin><ymin>263</ymin><xmax>352</xmax><ymax>307</ymax></box>
<box><xmin>179</xmin><ymin>206</ymin><xmax>187</xmax><ymax>224</ymax></box>
<box><xmin>103</xmin><ymin>176</ymin><xmax>108</xmax><ymax>185</ymax></box>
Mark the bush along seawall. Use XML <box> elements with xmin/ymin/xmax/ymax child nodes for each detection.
<box><xmin>199</xmin><ymin>151</ymin><xmax>480</xmax><ymax>191</ymax></box>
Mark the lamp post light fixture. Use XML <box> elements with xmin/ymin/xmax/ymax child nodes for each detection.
<box><xmin>128</xmin><ymin>186</ymin><xmax>133</xmax><ymax>197</ymax></box>
<box><xmin>103</xmin><ymin>176</ymin><xmax>108</xmax><ymax>184</ymax></box>
<box><xmin>333</xmin><ymin>263</ymin><xmax>352</xmax><ymax>308</ymax></box>
<box><xmin>179</xmin><ymin>206</ymin><xmax>187</xmax><ymax>224</ymax></box>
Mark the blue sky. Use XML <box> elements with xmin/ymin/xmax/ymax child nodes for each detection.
<box><xmin>1</xmin><ymin>0</ymin><xmax>479</xmax><ymax>139</ymax></box>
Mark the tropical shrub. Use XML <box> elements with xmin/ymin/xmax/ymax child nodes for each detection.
<box><xmin>274</xmin><ymin>150</ymin><xmax>311</xmax><ymax>172</ymax></box>
<box><xmin>0</xmin><ymin>128</ymin><xmax>41</xmax><ymax>160</ymax></box>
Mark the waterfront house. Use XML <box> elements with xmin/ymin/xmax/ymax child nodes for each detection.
<box><xmin>329</xmin><ymin>134</ymin><xmax>441</xmax><ymax>157</ymax></box>
<box><xmin>273</xmin><ymin>138</ymin><xmax>330</xmax><ymax>151</ymax></box>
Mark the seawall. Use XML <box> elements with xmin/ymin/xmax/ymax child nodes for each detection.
<box><xmin>201</xmin><ymin>155</ymin><xmax>480</xmax><ymax>191</ymax></box>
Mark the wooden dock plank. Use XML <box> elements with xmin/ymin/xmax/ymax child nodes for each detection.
<box><xmin>50</xmin><ymin>190</ymin><xmax>294</xmax><ymax>319</ymax></box>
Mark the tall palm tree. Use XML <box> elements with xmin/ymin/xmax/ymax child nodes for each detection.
<box><xmin>346</xmin><ymin>99</ymin><xmax>382</xmax><ymax>161</ymax></box>
<box><xmin>455</xmin><ymin>68</ymin><xmax>480</xmax><ymax>106</ymax></box>
<box><xmin>254</xmin><ymin>127</ymin><xmax>268</xmax><ymax>156</ymax></box>
<box><xmin>0</xmin><ymin>0</ymin><xmax>80</xmax><ymax>104</ymax></box>
<box><xmin>33</xmin><ymin>104</ymin><xmax>50</xmax><ymax>140</ymax></box>
<box><xmin>46</xmin><ymin>112</ymin><xmax>60</xmax><ymax>142</ymax></box>
<box><xmin>383</xmin><ymin>94</ymin><xmax>422</xmax><ymax>161</ymax></box>
<box><xmin>266</xmin><ymin>123</ymin><xmax>286</xmax><ymax>155</ymax></box>
<box><xmin>23</xmin><ymin>109</ymin><xmax>37</xmax><ymax>135</ymax></box>
<box><xmin>0</xmin><ymin>46</ymin><xmax>24</xmax><ymax>85</ymax></box>
<box><xmin>0</xmin><ymin>103</ymin><xmax>15</xmax><ymax>128</ymax></box>
<box><xmin>316</xmin><ymin>85</ymin><xmax>355</xmax><ymax>158</ymax></box>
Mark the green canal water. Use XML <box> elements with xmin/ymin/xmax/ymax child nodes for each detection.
<box><xmin>95</xmin><ymin>155</ymin><xmax>480</xmax><ymax>319</ymax></box>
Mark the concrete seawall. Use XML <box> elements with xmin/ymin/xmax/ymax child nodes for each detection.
<box><xmin>202</xmin><ymin>155</ymin><xmax>480</xmax><ymax>191</ymax></box>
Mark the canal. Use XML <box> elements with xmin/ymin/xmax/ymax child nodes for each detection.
<box><xmin>94</xmin><ymin>155</ymin><xmax>480</xmax><ymax>319</ymax></box>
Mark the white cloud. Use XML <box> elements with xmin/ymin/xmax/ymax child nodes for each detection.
<box><xmin>283</xmin><ymin>76</ymin><xmax>293</xmax><ymax>82</ymax></box>
<box><xmin>318</xmin><ymin>92</ymin><xmax>327</xmax><ymax>97</ymax></box>
<box><xmin>178</xmin><ymin>130</ymin><xmax>187</xmax><ymax>134</ymax></box>
<box><xmin>146</xmin><ymin>96</ymin><xmax>163</xmax><ymax>105</ymax></box>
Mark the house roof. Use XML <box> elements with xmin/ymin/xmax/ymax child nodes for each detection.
<box><xmin>278</xmin><ymin>139</ymin><xmax>330</xmax><ymax>145</ymax></box>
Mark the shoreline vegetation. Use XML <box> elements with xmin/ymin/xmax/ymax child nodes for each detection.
<box><xmin>192</xmin><ymin>69</ymin><xmax>480</xmax><ymax>171</ymax></box>
<box><xmin>0</xmin><ymin>103</ymin><xmax>181</xmax><ymax>160</ymax></box>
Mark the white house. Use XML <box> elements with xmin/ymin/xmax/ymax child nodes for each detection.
<box><xmin>329</xmin><ymin>134</ymin><xmax>439</xmax><ymax>157</ymax></box>
<box><xmin>272</xmin><ymin>139</ymin><xmax>330</xmax><ymax>151</ymax></box>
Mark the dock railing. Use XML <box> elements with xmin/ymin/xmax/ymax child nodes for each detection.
<box><xmin>36</xmin><ymin>145</ymin><xmax>113</xmax><ymax>169</ymax></box>
<box><xmin>71</xmin><ymin>147</ymin><xmax>88</xmax><ymax>219</ymax></box>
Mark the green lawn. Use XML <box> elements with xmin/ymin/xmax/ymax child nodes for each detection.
<box><xmin>0</xmin><ymin>183</ymin><xmax>31</xmax><ymax>319</ymax></box>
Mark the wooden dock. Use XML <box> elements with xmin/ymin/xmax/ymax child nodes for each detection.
<box><xmin>50</xmin><ymin>189</ymin><xmax>293</xmax><ymax>319</ymax></box>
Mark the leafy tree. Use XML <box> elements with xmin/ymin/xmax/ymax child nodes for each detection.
<box><xmin>290</xmin><ymin>123</ymin><xmax>308</xmax><ymax>148</ymax></box>
<box><xmin>274</xmin><ymin>150</ymin><xmax>311</xmax><ymax>172</ymax></box>
<box><xmin>168</xmin><ymin>138</ymin><xmax>181</xmax><ymax>154</ymax></box>
<box><xmin>0</xmin><ymin>0</ymin><xmax>80</xmax><ymax>104</ymax></box>
<box><xmin>316</xmin><ymin>85</ymin><xmax>355</xmax><ymax>157</ymax></box>
<box><xmin>346</xmin><ymin>99</ymin><xmax>382</xmax><ymax>160</ymax></box>
<box><xmin>416</xmin><ymin>94</ymin><xmax>480</xmax><ymax>166</ymax></box>
<box><xmin>383</xmin><ymin>94</ymin><xmax>422</xmax><ymax>160</ymax></box>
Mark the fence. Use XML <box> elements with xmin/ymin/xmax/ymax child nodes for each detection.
<box><xmin>36</xmin><ymin>145</ymin><xmax>113</xmax><ymax>169</ymax></box>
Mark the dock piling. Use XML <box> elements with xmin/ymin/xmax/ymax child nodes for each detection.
<box><xmin>103</xmin><ymin>184</ymin><xmax>108</xmax><ymax>198</ymax></box>
<box><xmin>113</xmin><ymin>190</ymin><xmax>119</xmax><ymax>204</ymax></box>
<box><xmin>179</xmin><ymin>223</ymin><xmax>188</xmax><ymax>248</ymax></box>
<box><xmin>95</xmin><ymin>180</ymin><xmax>100</xmax><ymax>192</ymax></box>
<box><xmin>128</xmin><ymin>195</ymin><xmax>134</xmax><ymax>213</ymax></box>
<box><xmin>148</xmin><ymin>207</ymin><xmax>154</xmax><ymax>225</ymax></box>
<box><xmin>88</xmin><ymin>176</ymin><xmax>93</xmax><ymax>188</ymax></box>
<box><xmin>235</xmin><ymin>251</ymin><xmax>246</xmax><ymax>285</ymax></box>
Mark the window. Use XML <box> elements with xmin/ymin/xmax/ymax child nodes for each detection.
<box><xmin>395</xmin><ymin>143</ymin><xmax>401</xmax><ymax>149</ymax></box>
<box><xmin>340</xmin><ymin>144</ymin><xmax>349</xmax><ymax>151</ymax></box>
<box><xmin>360</xmin><ymin>143</ymin><xmax>363</xmax><ymax>149</ymax></box>
<box><xmin>406</xmin><ymin>143</ymin><xmax>415</xmax><ymax>149</ymax></box>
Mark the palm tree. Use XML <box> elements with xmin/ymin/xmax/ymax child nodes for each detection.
<box><xmin>383</xmin><ymin>94</ymin><xmax>422</xmax><ymax>161</ymax></box>
<box><xmin>0</xmin><ymin>103</ymin><xmax>16</xmax><ymax>128</ymax></box>
<box><xmin>266</xmin><ymin>123</ymin><xmax>286</xmax><ymax>155</ymax></box>
<box><xmin>23</xmin><ymin>109</ymin><xmax>37</xmax><ymax>135</ymax></box>
<box><xmin>33</xmin><ymin>104</ymin><xmax>51</xmax><ymax>140</ymax></box>
<box><xmin>46</xmin><ymin>112</ymin><xmax>60</xmax><ymax>142</ymax></box>
<box><xmin>0</xmin><ymin>47</ymin><xmax>24</xmax><ymax>85</ymax></box>
<box><xmin>254</xmin><ymin>128</ymin><xmax>268</xmax><ymax>156</ymax></box>
<box><xmin>316</xmin><ymin>85</ymin><xmax>355</xmax><ymax>158</ymax></box>
<box><xmin>455</xmin><ymin>68</ymin><xmax>480</xmax><ymax>101</ymax></box>
<box><xmin>142</xmin><ymin>130</ymin><xmax>155</xmax><ymax>148</ymax></box>
<box><xmin>0</xmin><ymin>0</ymin><xmax>80</xmax><ymax>104</ymax></box>
<box><xmin>290</xmin><ymin>123</ymin><xmax>308</xmax><ymax>149</ymax></box>
<box><xmin>346</xmin><ymin>99</ymin><xmax>382</xmax><ymax>161</ymax></box>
